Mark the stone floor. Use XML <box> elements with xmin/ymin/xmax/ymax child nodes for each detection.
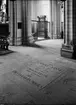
<box><xmin>0</xmin><ymin>49</ymin><xmax>13</xmax><ymax>55</ymax></box>
<box><xmin>0</xmin><ymin>39</ymin><xmax>76</xmax><ymax>104</ymax></box>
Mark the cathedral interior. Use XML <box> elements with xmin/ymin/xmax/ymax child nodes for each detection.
<box><xmin>0</xmin><ymin>0</ymin><xmax>76</xmax><ymax>104</ymax></box>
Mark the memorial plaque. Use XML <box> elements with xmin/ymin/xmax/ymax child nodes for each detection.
<box><xmin>12</xmin><ymin>58</ymin><xmax>69</xmax><ymax>89</ymax></box>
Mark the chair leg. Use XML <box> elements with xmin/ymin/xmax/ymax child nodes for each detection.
<box><xmin>6</xmin><ymin>45</ymin><xmax>8</xmax><ymax>50</ymax></box>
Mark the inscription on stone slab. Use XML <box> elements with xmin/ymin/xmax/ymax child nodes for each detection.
<box><xmin>13</xmin><ymin>71</ymin><xmax>42</xmax><ymax>88</ymax></box>
<box><xmin>12</xmin><ymin>58</ymin><xmax>68</xmax><ymax>90</ymax></box>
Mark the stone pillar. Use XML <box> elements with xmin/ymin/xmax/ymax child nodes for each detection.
<box><xmin>51</xmin><ymin>0</ymin><xmax>61</xmax><ymax>39</ymax></box>
<box><xmin>21</xmin><ymin>0</ymin><xmax>34</xmax><ymax>45</ymax></box>
<box><xmin>61</xmin><ymin>0</ymin><xmax>73</xmax><ymax>58</ymax></box>
<box><xmin>72</xmin><ymin>0</ymin><xmax>76</xmax><ymax>58</ymax></box>
<box><xmin>51</xmin><ymin>0</ymin><xmax>57</xmax><ymax>39</ymax></box>
<box><xmin>9</xmin><ymin>0</ymin><xmax>17</xmax><ymax>45</ymax></box>
<box><xmin>56</xmin><ymin>0</ymin><xmax>61</xmax><ymax>39</ymax></box>
<box><xmin>21</xmin><ymin>0</ymin><xmax>28</xmax><ymax>45</ymax></box>
<box><xmin>27</xmin><ymin>0</ymin><xmax>34</xmax><ymax>44</ymax></box>
<box><xmin>73</xmin><ymin>0</ymin><xmax>76</xmax><ymax>45</ymax></box>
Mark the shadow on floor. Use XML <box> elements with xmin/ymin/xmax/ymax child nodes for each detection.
<box><xmin>0</xmin><ymin>49</ymin><xmax>15</xmax><ymax>56</ymax></box>
<box><xmin>22</xmin><ymin>43</ymin><xmax>46</xmax><ymax>49</ymax></box>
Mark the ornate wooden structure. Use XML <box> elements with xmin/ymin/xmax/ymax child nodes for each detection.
<box><xmin>0</xmin><ymin>23</ymin><xmax>9</xmax><ymax>50</ymax></box>
<box><xmin>37</xmin><ymin>15</ymin><xmax>48</xmax><ymax>39</ymax></box>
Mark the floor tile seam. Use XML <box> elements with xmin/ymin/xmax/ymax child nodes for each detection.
<box><xmin>39</xmin><ymin>70</ymin><xmax>69</xmax><ymax>91</ymax></box>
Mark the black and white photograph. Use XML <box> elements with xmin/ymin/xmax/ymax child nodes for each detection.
<box><xmin>0</xmin><ymin>0</ymin><xmax>76</xmax><ymax>104</ymax></box>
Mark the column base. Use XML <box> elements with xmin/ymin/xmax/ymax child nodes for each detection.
<box><xmin>28</xmin><ymin>35</ymin><xmax>35</xmax><ymax>43</ymax></box>
<box><xmin>61</xmin><ymin>44</ymin><xmax>73</xmax><ymax>59</ymax></box>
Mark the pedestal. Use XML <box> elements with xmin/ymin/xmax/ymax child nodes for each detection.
<box><xmin>61</xmin><ymin>44</ymin><xmax>73</xmax><ymax>58</ymax></box>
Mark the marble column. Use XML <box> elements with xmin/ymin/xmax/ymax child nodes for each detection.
<box><xmin>61</xmin><ymin>0</ymin><xmax>74</xmax><ymax>58</ymax></box>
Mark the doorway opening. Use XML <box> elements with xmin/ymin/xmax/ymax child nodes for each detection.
<box><xmin>31</xmin><ymin>0</ymin><xmax>64</xmax><ymax>42</ymax></box>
